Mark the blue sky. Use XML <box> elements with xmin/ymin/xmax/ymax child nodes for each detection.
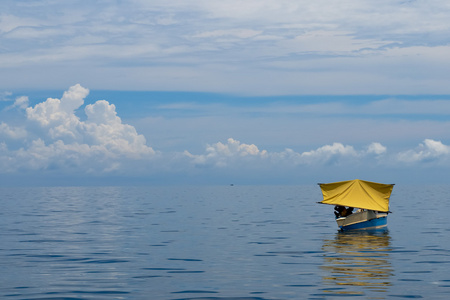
<box><xmin>1</xmin><ymin>0</ymin><xmax>450</xmax><ymax>185</ymax></box>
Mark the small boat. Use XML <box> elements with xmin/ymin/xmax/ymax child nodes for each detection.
<box><xmin>318</xmin><ymin>179</ymin><xmax>395</xmax><ymax>231</ymax></box>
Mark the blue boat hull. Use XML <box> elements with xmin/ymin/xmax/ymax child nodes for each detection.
<box><xmin>340</xmin><ymin>216</ymin><xmax>387</xmax><ymax>231</ymax></box>
<box><xmin>336</xmin><ymin>210</ymin><xmax>388</xmax><ymax>231</ymax></box>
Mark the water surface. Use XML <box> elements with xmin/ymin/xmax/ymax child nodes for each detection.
<box><xmin>1</xmin><ymin>185</ymin><xmax>449</xmax><ymax>299</ymax></box>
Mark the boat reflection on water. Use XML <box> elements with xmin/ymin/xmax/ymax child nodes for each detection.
<box><xmin>320</xmin><ymin>230</ymin><xmax>393</xmax><ymax>297</ymax></box>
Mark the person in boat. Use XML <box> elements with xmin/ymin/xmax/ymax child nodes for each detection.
<box><xmin>334</xmin><ymin>205</ymin><xmax>343</xmax><ymax>218</ymax></box>
<box><xmin>346</xmin><ymin>207</ymin><xmax>354</xmax><ymax>216</ymax></box>
<box><xmin>334</xmin><ymin>206</ymin><xmax>354</xmax><ymax>218</ymax></box>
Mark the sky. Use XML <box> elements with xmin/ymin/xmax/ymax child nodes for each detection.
<box><xmin>1</xmin><ymin>0</ymin><xmax>450</xmax><ymax>186</ymax></box>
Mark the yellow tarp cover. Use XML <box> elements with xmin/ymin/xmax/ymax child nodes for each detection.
<box><xmin>319</xmin><ymin>179</ymin><xmax>394</xmax><ymax>212</ymax></box>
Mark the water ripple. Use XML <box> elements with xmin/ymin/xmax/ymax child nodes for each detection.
<box><xmin>1</xmin><ymin>185</ymin><xmax>450</xmax><ymax>299</ymax></box>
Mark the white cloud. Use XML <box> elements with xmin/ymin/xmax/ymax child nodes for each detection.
<box><xmin>184</xmin><ymin>138</ymin><xmax>267</xmax><ymax>167</ymax></box>
<box><xmin>208</xmin><ymin>138</ymin><xmax>265</xmax><ymax>157</ymax></box>
<box><xmin>24</xmin><ymin>84</ymin><xmax>155</xmax><ymax>158</ymax></box>
<box><xmin>0</xmin><ymin>84</ymin><xmax>156</xmax><ymax>175</ymax></box>
<box><xmin>26</xmin><ymin>84</ymin><xmax>87</xmax><ymax>126</ymax></box>
<box><xmin>299</xmin><ymin>143</ymin><xmax>358</xmax><ymax>164</ymax></box>
<box><xmin>84</xmin><ymin>100</ymin><xmax>155</xmax><ymax>158</ymax></box>
<box><xmin>2</xmin><ymin>86</ymin><xmax>450</xmax><ymax>184</ymax></box>
<box><xmin>186</xmin><ymin>139</ymin><xmax>388</xmax><ymax>168</ymax></box>
<box><xmin>398</xmin><ymin>139</ymin><xmax>450</xmax><ymax>163</ymax></box>
<box><xmin>0</xmin><ymin>122</ymin><xmax>27</xmax><ymax>139</ymax></box>
<box><xmin>366</xmin><ymin>142</ymin><xmax>387</xmax><ymax>155</ymax></box>
<box><xmin>12</xmin><ymin>96</ymin><xmax>29</xmax><ymax>109</ymax></box>
<box><xmin>26</xmin><ymin>84</ymin><xmax>89</xmax><ymax>141</ymax></box>
<box><xmin>2</xmin><ymin>1</ymin><xmax>450</xmax><ymax>94</ymax></box>
<box><xmin>184</xmin><ymin>138</ymin><xmax>450</xmax><ymax>175</ymax></box>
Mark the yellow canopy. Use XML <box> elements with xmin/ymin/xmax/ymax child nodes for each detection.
<box><xmin>318</xmin><ymin>179</ymin><xmax>394</xmax><ymax>212</ymax></box>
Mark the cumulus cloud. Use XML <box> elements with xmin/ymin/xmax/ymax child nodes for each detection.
<box><xmin>299</xmin><ymin>143</ymin><xmax>358</xmax><ymax>164</ymax></box>
<box><xmin>1</xmin><ymin>85</ymin><xmax>450</xmax><ymax>183</ymax></box>
<box><xmin>25</xmin><ymin>84</ymin><xmax>154</xmax><ymax>158</ymax></box>
<box><xmin>398</xmin><ymin>139</ymin><xmax>450</xmax><ymax>163</ymax></box>
<box><xmin>1</xmin><ymin>84</ymin><xmax>155</xmax><ymax>175</ymax></box>
<box><xmin>26</xmin><ymin>84</ymin><xmax>88</xmax><ymax>129</ymax></box>
<box><xmin>12</xmin><ymin>96</ymin><xmax>29</xmax><ymax>109</ymax></box>
<box><xmin>186</xmin><ymin>139</ymin><xmax>388</xmax><ymax>168</ymax></box>
<box><xmin>183</xmin><ymin>138</ymin><xmax>450</xmax><ymax>175</ymax></box>
<box><xmin>184</xmin><ymin>138</ymin><xmax>267</xmax><ymax>167</ymax></box>
<box><xmin>0</xmin><ymin>122</ymin><xmax>27</xmax><ymax>140</ymax></box>
<box><xmin>272</xmin><ymin>142</ymin><xmax>388</xmax><ymax>166</ymax></box>
<box><xmin>366</xmin><ymin>142</ymin><xmax>387</xmax><ymax>155</ymax></box>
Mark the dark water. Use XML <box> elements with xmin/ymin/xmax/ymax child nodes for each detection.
<box><xmin>1</xmin><ymin>185</ymin><xmax>449</xmax><ymax>299</ymax></box>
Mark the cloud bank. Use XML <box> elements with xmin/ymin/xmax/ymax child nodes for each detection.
<box><xmin>1</xmin><ymin>84</ymin><xmax>450</xmax><ymax>184</ymax></box>
<box><xmin>184</xmin><ymin>139</ymin><xmax>389</xmax><ymax>169</ymax></box>
<box><xmin>1</xmin><ymin>1</ymin><xmax>450</xmax><ymax>94</ymax></box>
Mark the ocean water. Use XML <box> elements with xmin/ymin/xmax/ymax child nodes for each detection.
<box><xmin>1</xmin><ymin>185</ymin><xmax>449</xmax><ymax>299</ymax></box>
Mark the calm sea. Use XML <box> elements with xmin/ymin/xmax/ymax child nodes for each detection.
<box><xmin>1</xmin><ymin>185</ymin><xmax>449</xmax><ymax>299</ymax></box>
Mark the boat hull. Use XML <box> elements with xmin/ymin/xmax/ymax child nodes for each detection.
<box><xmin>336</xmin><ymin>210</ymin><xmax>388</xmax><ymax>231</ymax></box>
